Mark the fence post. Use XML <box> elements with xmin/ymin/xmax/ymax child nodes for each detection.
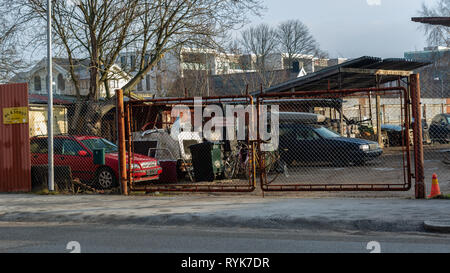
<box><xmin>410</xmin><ymin>74</ymin><xmax>425</xmax><ymax>199</ymax></box>
<box><xmin>116</xmin><ymin>89</ymin><xmax>128</xmax><ymax>196</ymax></box>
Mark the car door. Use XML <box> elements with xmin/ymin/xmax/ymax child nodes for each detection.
<box><xmin>303</xmin><ymin>127</ymin><xmax>329</xmax><ymax>163</ymax></box>
<box><xmin>279</xmin><ymin>124</ymin><xmax>295</xmax><ymax>164</ymax></box>
<box><xmin>434</xmin><ymin>115</ymin><xmax>448</xmax><ymax>141</ymax></box>
<box><xmin>30</xmin><ymin>137</ymin><xmax>48</xmax><ymax>166</ymax></box>
<box><xmin>429</xmin><ymin>115</ymin><xmax>441</xmax><ymax>140</ymax></box>
<box><xmin>54</xmin><ymin>138</ymin><xmax>95</xmax><ymax>181</ymax></box>
<box><xmin>292</xmin><ymin>126</ymin><xmax>323</xmax><ymax>163</ymax></box>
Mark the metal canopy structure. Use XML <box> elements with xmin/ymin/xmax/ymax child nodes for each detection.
<box><xmin>411</xmin><ymin>17</ymin><xmax>450</xmax><ymax>27</ymax></box>
<box><xmin>256</xmin><ymin>56</ymin><xmax>430</xmax><ymax>94</ymax></box>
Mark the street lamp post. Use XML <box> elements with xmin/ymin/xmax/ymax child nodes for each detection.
<box><xmin>47</xmin><ymin>0</ymin><xmax>54</xmax><ymax>192</ymax></box>
<box><xmin>435</xmin><ymin>73</ymin><xmax>445</xmax><ymax>113</ymax></box>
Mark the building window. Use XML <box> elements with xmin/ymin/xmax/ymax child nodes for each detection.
<box><xmin>57</xmin><ymin>74</ymin><xmax>65</xmax><ymax>92</ymax></box>
<box><xmin>121</xmin><ymin>56</ymin><xmax>127</xmax><ymax>67</ymax></box>
<box><xmin>146</xmin><ymin>75</ymin><xmax>151</xmax><ymax>91</ymax></box>
<box><xmin>34</xmin><ymin>75</ymin><xmax>42</xmax><ymax>92</ymax></box>
<box><xmin>137</xmin><ymin>80</ymin><xmax>143</xmax><ymax>91</ymax></box>
<box><xmin>130</xmin><ymin>56</ymin><xmax>136</xmax><ymax>71</ymax></box>
<box><xmin>156</xmin><ymin>74</ymin><xmax>162</xmax><ymax>92</ymax></box>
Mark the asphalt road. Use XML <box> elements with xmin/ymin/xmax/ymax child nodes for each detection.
<box><xmin>1</xmin><ymin>222</ymin><xmax>449</xmax><ymax>253</ymax></box>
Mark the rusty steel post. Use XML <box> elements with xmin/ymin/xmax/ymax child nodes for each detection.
<box><xmin>410</xmin><ymin>74</ymin><xmax>426</xmax><ymax>199</ymax></box>
<box><xmin>116</xmin><ymin>89</ymin><xmax>128</xmax><ymax>196</ymax></box>
<box><xmin>126</xmin><ymin>103</ymin><xmax>133</xmax><ymax>187</ymax></box>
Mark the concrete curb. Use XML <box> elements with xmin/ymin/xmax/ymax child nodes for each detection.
<box><xmin>423</xmin><ymin>220</ymin><xmax>450</xmax><ymax>233</ymax></box>
<box><xmin>0</xmin><ymin>211</ymin><xmax>427</xmax><ymax>233</ymax></box>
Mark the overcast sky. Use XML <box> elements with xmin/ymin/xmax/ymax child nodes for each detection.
<box><xmin>246</xmin><ymin>0</ymin><xmax>434</xmax><ymax>59</ymax></box>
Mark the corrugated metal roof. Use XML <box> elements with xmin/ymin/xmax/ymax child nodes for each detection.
<box><xmin>256</xmin><ymin>56</ymin><xmax>431</xmax><ymax>94</ymax></box>
<box><xmin>412</xmin><ymin>17</ymin><xmax>450</xmax><ymax>27</ymax></box>
<box><xmin>0</xmin><ymin>83</ymin><xmax>32</xmax><ymax>192</ymax></box>
<box><xmin>29</xmin><ymin>94</ymin><xmax>76</xmax><ymax>105</ymax></box>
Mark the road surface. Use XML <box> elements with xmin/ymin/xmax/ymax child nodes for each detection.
<box><xmin>1</xmin><ymin>222</ymin><xmax>449</xmax><ymax>253</ymax></box>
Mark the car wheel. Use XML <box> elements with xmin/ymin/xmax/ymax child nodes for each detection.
<box><xmin>96</xmin><ymin>167</ymin><xmax>117</xmax><ymax>190</ymax></box>
<box><xmin>353</xmin><ymin>160</ymin><xmax>366</xmax><ymax>166</ymax></box>
<box><xmin>443</xmin><ymin>151</ymin><xmax>450</xmax><ymax>165</ymax></box>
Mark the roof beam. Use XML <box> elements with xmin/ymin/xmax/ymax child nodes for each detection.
<box><xmin>411</xmin><ymin>17</ymin><xmax>450</xmax><ymax>27</ymax></box>
<box><xmin>339</xmin><ymin>67</ymin><xmax>413</xmax><ymax>76</ymax></box>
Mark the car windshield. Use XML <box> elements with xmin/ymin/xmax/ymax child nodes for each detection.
<box><xmin>382</xmin><ymin>124</ymin><xmax>402</xmax><ymax>131</ymax></box>
<box><xmin>313</xmin><ymin>126</ymin><xmax>341</xmax><ymax>139</ymax></box>
<box><xmin>81</xmin><ymin>138</ymin><xmax>118</xmax><ymax>153</ymax></box>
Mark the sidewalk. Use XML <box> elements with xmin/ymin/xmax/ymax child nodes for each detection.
<box><xmin>1</xmin><ymin>194</ymin><xmax>449</xmax><ymax>232</ymax></box>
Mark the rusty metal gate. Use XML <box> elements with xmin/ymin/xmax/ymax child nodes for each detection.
<box><xmin>120</xmin><ymin>93</ymin><xmax>257</xmax><ymax>193</ymax></box>
<box><xmin>256</xmin><ymin>86</ymin><xmax>413</xmax><ymax>192</ymax></box>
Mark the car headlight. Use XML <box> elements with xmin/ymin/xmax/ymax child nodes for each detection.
<box><xmin>359</xmin><ymin>144</ymin><xmax>370</xmax><ymax>151</ymax></box>
<box><xmin>127</xmin><ymin>163</ymin><xmax>141</xmax><ymax>170</ymax></box>
<box><xmin>140</xmin><ymin>161</ymin><xmax>157</xmax><ymax>168</ymax></box>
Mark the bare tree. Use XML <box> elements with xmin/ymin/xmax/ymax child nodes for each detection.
<box><xmin>121</xmin><ymin>0</ymin><xmax>263</xmax><ymax>93</ymax></box>
<box><xmin>2</xmin><ymin>0</ymin><xmax>142</xmax><ymax>100</ymax></box>
<box><xmin>0</xmin><ymin>17</ymin><xmax>25</xmax><ymax>83</ymax></box>
<box><xmin>240</xmin><ymin>24</ymin><xmax>278</xmax><ymax>71</ymax></box>
<box><xmin>418</xmin><ymin>0</ymin><xmax>450</xmax><ymax>47</ymax></box>
<box><xmin>2</xmin><ymin>0</ymin><xmax>261</xmax><ymax>135</ymax></box>
<box><xmin>3</xmin><ymin>0</ymin><xmax>262</xmax><ymax>97</ymax></box>
<box><xmin>276</xmin><ymin>20</ymin><xmax>318</xmax><ymax>69</ymax></box>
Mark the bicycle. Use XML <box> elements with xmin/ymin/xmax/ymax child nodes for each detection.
<box><xmin>223</xmin><ymin>141</ymin><xmax>288</xmax><ymax>185</ymax></box>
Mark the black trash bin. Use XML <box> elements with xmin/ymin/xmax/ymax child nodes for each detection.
<box><xmin>189</xmin><ymin>142</ymin><xmax>223</xmax><ymax>182</ymax></box>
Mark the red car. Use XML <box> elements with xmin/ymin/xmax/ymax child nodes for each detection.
<box><xmin>30</xmin><ymin>135</ymin><xmax>162</xmax><ymax>189</ymax></box>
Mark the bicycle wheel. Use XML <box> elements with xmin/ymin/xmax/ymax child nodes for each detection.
<box><xmin>263</xmin><ymin>151</ymin><xmax>287</xmax><ymax>185</ymax></box>
<box><xmin>223</xmin><ymin>152</ymin><xmax>239</xmax><ymax>180</ymax></box>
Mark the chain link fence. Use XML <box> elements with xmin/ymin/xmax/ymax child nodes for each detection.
<box><xmin>420</xmin><ymin>71</ymin><xmax>450</xmax><ymax>197</ymax></box>
<box><xmin>124</xmin><ymin>96</ymin><xmax>257</xmax><ymax>193</ymax></box>
<box><xmin>27</xmin><ymin>74</ymin><xmax>449</xmax><ymax>197</ymax></box>
<box><xmin>30</xmin><ymin>100</ymin><xmax>119</xmax><ymax>193</ymax></box>
<box><xmin>256</xmin><ymin>87</ymin><xmax>413</xmax><ymax>192</ymax></box>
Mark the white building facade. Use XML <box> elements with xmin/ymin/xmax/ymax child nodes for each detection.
<box><xmin>117</xmin><ymin>48</ymin><xmax>347</xmax><ymax>97</ymax></box>
<box><xmin>11</xmin><ymin>58</ymin><xmax>131</xmax><ymax>99</ymax></box>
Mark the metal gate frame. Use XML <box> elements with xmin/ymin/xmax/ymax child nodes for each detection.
<box><xmin>117</xmin><ymin>93</ymin><xmax>257</xmax><ymax>193</ymax></box>
<box><xmin>256</xmin><ymin>86</ymin><xmax>414</xmax><ymax>192</ymax></box>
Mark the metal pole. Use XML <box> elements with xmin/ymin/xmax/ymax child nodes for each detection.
<box><xmin>117</xmin><ymin>89</ymin><xmax>128</xmax><ymax>195</ymax></box>
<box><xmin>410</xmin><ymin>74</ymin><xmax>425</xmax><ymax>199</ymax></box>
<box><xmin>47</xmin><ymin>0</ymin><xmax>54</xmax><ymax>192</ymax></box>
<box><xmin>376</xmin><ymin>76</ymin><xmax>382</xmax><ymax>147</ymax></box>
<box><xmin>376</xmin><ymin>95</ymin><xmax>382</xmax><ymax>146</ymax></box>
<box><xmin>442</xmin><ymin>77</ymin><xmax>445</xmax><ymax>113</ymax></box>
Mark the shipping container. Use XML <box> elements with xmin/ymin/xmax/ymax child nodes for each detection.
<box><xmin>0</xmin><ymin>83</ymin><xmax>32</xmax><ymax>192</ymax></box>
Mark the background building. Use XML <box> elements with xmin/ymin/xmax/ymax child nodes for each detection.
<box><xmin>117</xmin><ymin>48</ymin><xmax>347</xmax><ymax>97</ymax></box>
<box><xmin>10</xmin><ymin>58</ymin><xmax>131</xmax><ymax>100</ymax></box>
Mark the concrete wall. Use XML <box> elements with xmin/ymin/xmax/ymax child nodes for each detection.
<box><xmin>342</xmin><ymin>97</ymin><xmax>449</xmax><ymax>126</ymax></box>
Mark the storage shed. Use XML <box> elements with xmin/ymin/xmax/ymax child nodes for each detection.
<box><xmin>0</xmin><ymin>83</ymin><xmax>32</xmax><ymax>192</ymax></box>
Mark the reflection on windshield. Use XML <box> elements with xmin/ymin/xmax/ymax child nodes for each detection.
<box><xmin>81</xmin><ymin>138</ymin><xmax>118</xmax><ymax>153</ymax></box>
<box><xmin>313</xmin><ymin>127</ymin><xmax>341</xmax><ymax>139</ymax></box>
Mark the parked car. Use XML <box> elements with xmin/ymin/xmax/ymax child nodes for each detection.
<box><xmin>429</xmin><ymin>114</ymin><xmax>450</xmax><ymax>144</ymax></box>
<box><xmin>279</xmin><ymin>123</ymin><xmax>382</xmax><ymax>166</ymax></box>
<box><xmin>30</xmin><ymin>135</ymin><xmax>162</xmax><ymax>189</ymax></box>
<box><xmin>381</xmin><ymin>124</ymin><xmax>404</xmax><ymax>147</ymax></box>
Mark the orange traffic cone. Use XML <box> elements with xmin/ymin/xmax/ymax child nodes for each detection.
<box><xmin>428</xmin><ymin>173</ymin><xmax>442</xmax><ymax>198</ymax></box>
